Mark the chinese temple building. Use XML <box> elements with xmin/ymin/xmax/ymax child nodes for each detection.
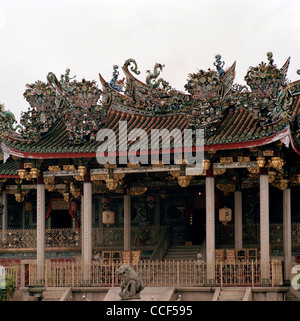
<box><xmin>1</xmin><ymin>53</ymin><xmax>300</xmax><ymax>294</ymax></box>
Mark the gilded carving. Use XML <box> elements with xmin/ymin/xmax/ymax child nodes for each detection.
<box><xmin>263</xmin><ymin>150</ymin><xmax>274</xmax><ymax>157</ymax></box>
<box><xmin>127</xmin><ymin>187</ymin><xmax>148</xmax><ymax>196</ymax></box>
<box><xmin>45</xmin><ymin>184</ymin><xmax>56</xmax><ymax>192</ymax></box>
<box><xmin>30</xmin><ymin>168</ymin><xmax>40</xmax><ymax>179</ymax></box>
<box><xmin>270</xmin><ymin>157</ymin><xmax>285</xmax><ymax>170</ymax></box>
<box><xmin>48</xmin><ymin>166</ymin><xmax>61</xmax><ymax>172</ymax></box>
<box><xmin>268</xmin><ymin>171</ymin><xmax>276</xmax><ymax>183</ymax></box>
<box><xmin>106</xmin><ymin>178</ymin><xmax>119</xmax><ymax>190</ymax></box>
<box><xmin>168</xmin><ymin>171</ymin><xmax>181</xmax><ymax>179</ymax></box>
<box><xmin>220</xmin><ymin>157</ymin><xmax>233</xmax><ymax>164</ymax></box>
<box><xmin>74</xmin><ymin>175</ymin><xmax>84</xmax><ymax>181</ymax></box>
<box><xmin>127</xmin><ymin>162</ymin><xmax>140</xmax><ymax>168</ymax></box>
<box><xmin>91</xmin><ymin>174</ymin><xmax>108</xmax><ymax>181</ymax></box>
<box><xmin>177</xmin><ymin>175</ymin><xmax>192</xmax><ymax>188</ymax></box>
<box><xmin>256</xmin><ymin>157</ymin><xmax>266</xmax><ymax>168</ymax></box>
<box><xmin>213</xmin><ymin>169</ymin><xmax>226</xmax><ymax>176</ymax></box>
<box><xmin>241</xmin><ymin>183</ymin><xmax>252</xmax><ymax>189</ymax></box>
<box><xmin>247</xmin><ymin>167</ymin><xmax>260</xmax><ymax>174</ymax></box>
<box><xmin>70</xmin><ymin>182</ymin><xmax>81</xmax><ymax>198</ymax></box>
<box><xmin>44</xmin><ymin>177</ymin><xmax>55</xmax><ymax>185</ymax></box>
<box><xmin>24</xmin><ymin>162</ymin><xmax>32</xmax><ymax>169</ymax></box>
<box><xmin>237</xmin><ymin>156</ymin><xmax>250</xmax><ymax>162</ymax></box>
<box><xmin>63</xmin><ymin>165</ymin><xmax>76</xmax><ymax>171</ymax></box>
<box><xmin>44</xmin><ymin>176</ymin><xmax>55</xmax><ymax>191</ymax></box>
<box><xmin>216</xmin><ymin>183</ymin><xmax>235</xmax><ymax>196</ymax></box>
<box><xmin>272</xmin><ymin>179</ymin><xmax>289</xmax><ymax>190</ymax></box>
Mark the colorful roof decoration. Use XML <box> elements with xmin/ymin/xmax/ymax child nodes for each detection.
<box><xmin>1</xmin><ymin>53</ymin><xmax>300</xmax><ymax>163</ymax></box>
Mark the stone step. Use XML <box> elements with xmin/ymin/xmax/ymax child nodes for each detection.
<box><xmin>42</xmin><ymin>289</ymin><xmax>66</xmax><ymax>301</ymax></box>
<box><xmin>218</xmin><ymin>288</ymin><xmax>245</xmax><ymax>301</ymax></box>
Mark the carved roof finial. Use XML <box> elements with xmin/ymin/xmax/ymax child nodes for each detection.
<box><xmin>267</xmin><ymin>52</ymin><xmax>274</xmax><ymax>65</ymax></box>
<box><xmin>214</xmin><ymin>54</ymin><xmax>225</xmax><ymax>78</ymax></box>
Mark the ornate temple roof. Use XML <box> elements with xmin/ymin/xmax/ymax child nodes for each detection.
<box><xmin>1</xmin><ymin>53</ymin><xmax>300</xmax><ymax>168</ymax></box>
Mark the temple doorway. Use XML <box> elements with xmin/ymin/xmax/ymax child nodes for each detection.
<box><xmin>192</xmin><ymin>209</ymin><xmax>206</xmax><ymax>245</ymax></box>
<box><xmin>51</xmin><ymin>210</ymin><xmax>72</xmax><ymax>229</ymax></box>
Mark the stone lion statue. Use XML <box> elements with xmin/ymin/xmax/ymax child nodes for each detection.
<box><xmin>116</xmin><ymin>264</ymin><xmax>145</xmax><ymax>300</ymax></box>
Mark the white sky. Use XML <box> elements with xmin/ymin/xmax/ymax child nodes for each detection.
<box><xmin>0</xmin><ymin>0</ymin><xmax>300</xmax><ymax>122</ymax></box>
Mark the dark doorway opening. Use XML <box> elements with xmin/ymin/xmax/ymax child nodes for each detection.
<box><xmin>192</xmin><ymin>209</ymin><xmax>206</xmax><ymax>245</ymax></box>
<box><xmin>51</xmin><ymin>210</ymin><xmax>72</xmax><ymax>229</ymax></box>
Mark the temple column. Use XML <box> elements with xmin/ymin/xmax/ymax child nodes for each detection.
<box><xmin>206</xmin><ymin>168</ymin><xmax>215</xmax><ymax>282</ymax></box>
<box><xmin>36</xmin><ymin>175</ymin><xmax>45</xmax><ymax>282</ymax></box>
<box><xmin>82</xmin><ymin>173</ymin><xmax>92</xmax><ymax>281</ymax></box>
<box><xmin>283</xmin><ymin>188</ymin><xmax>291</xmax><ymax>281</ymax></box>
<box><xmin>259</xmin><ymin>169</ymin><xmax>270</xmax><ymax>282</ymax></box>
<box><xmin>124</xmin><ymin>195</ymin><xmax>131</xmax><ymax>251</ymax></box>
<box><xmin>234</xmin><ymin>191</ymin><xmax>243</xmax><ymax>249</ymax></box>
<box><xmin>0</xmin><ymin>191</ymin><xmax>7</xmax><ymax>230</ymax></box>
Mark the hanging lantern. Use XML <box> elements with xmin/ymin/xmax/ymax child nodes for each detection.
<box><xmin>24</xmin><ymin>201</ymin><xmax>32</xmax><ymax>211</ymax></box>
<box><xmin>102</xmin><ymin>210</ymin><xmax>115</xmax><ymax>227</ymax></box>
<box><xmin>219</xmin><ymin>207</ymin><xmax>232</xmax><ymax>225</ymax></box>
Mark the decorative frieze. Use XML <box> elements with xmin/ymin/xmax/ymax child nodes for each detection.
<box><xmin>63</xmin><ymin>165</ymin><xmax>76</xmax><ymax>171</ymax></box>
<box><xmin>127</xmin><ymin>187</ymin><xmax>147</xmax><ymax>196</ymax></box>
<box><xmin>270</xmin><ymin>156</ymin><xmax>285</xmax><ymax>170</ymax></box>
<box><xmin>216</xmin><ymin>183</ymin><xmax>235</xmax><ymax>196</ymax></box>
<box><xmin>220</xmin><ymin>157</ymin><xmax>234</xmax><ymax>164</ymax></box>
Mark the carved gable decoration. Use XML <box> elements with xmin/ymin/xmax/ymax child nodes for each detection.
<box><xmin>67</xmin><ymin>79</ymin><xmax>101</xmax><ymax>109</ymax></box>
<box><xmin>244</xmin><ymin>53</ymin><xmax>292</xmax><ymax>124</ymax></box>
<box><xmin>184</xmin><ymin>56</ymin><xmax>236</xmax><ymax>135</ymax></box>
<box><xmin>245</xmin><ymin>53</ymin><xmax>289</xmax><ymax>99</ymax></box>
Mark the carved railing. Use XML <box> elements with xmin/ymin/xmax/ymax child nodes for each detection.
<box><xmin>0</xmin><ymin>223</ymin><xmax>299</xmax><ymax>250</ymax></box>
<box><xmin>92</xmin><ymin>226</ymin><xmax>165</xmax><ymax>248</ymax></box>
<box><xmin>216</xmin><ymin>223</ymin><xmax>300</xmax><ymax>247</ymax></box>
<box><xmin>46</xmin><ymin>228</ymin><xmax>80</xmax><ymax>248</ymax></box>
<box><xmin>0</xmin><ymin>228</ymin><xmax>79</xmax><ymax>249</ymax></box>
<box><xmin>27</xmin><ymin>259</ymin><xmax>283</xmax><ymax>288</ymax></box>
<box><xmin>0</xmin><ymin>229</ymin><xmax>37</xmax><ymax>249</ymax></box>
<box><xmin>0</xmin><ymin>226</ymin><xmax>166</xmax><ymax>250</ymax></box>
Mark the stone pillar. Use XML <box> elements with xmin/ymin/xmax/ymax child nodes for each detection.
<box><xmin>283</xmin><ymin>188</ymin><xmax>291</xmax><ymax>281</ymax></box>
<box><xmin>0</xmin><ymin>191</ymin><xmax>7</xmax><ymax>230</ymax></box>
<box><xmin>124</xmin><ymin>195</ymin><xmax>131</xmax><ymax>251</ymax></box>
<box><xmin>36</xmin><ymin>175</ymin><xmax>45</xmax><ymax>283</ymax></box>
<box><xmin>260</xmin><ymin>169</ymin><xmax>270</xmax><ymax>282</ymax></box>
<box><xmin>234</xmin><ymin>191</ymin><xmax>243</xmax><ymax>249</ymax></box>
<box><xmin>205</xmin><ymin>168</ymin><xmax>215</xmax><ymax>282</ymax></box>
<box><xmin>82</xmin><ymin>173</ymin><xmax>92</xmax><ymax>280</ymax></box>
